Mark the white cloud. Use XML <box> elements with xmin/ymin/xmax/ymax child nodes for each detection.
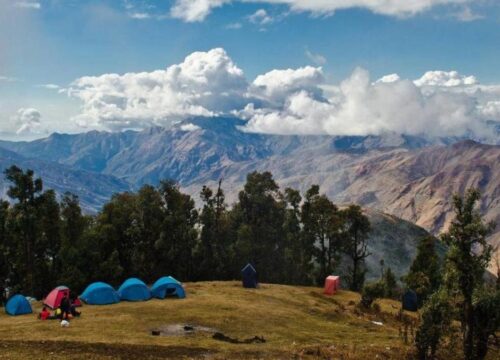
<box><xmin>37</xmin><ymin>83</ymin><xmax>60</xmax><ymax>90</ymax></box>
<box><xmin>180</xmin><ymin>123</ymin><xmax>202</xmax><ymax>132</ymax></box>
<box><xmin>248</xmin><ymin>9</ymin><xmax>274</xmax><ymax>25</ymax></box>
<box><xmin>13</xmin><ymin>108</ymin><xmax>43</xmax><ymax>135</ymax></box>
<box><xmin>243</xmin><ymin>67</ymin><xmax>498</xmax><ymax>140</ymax></box>
<box><xmin>0</xmin><ymin>76</ymin><xmax>19</xmax><ymax>82</ymax></box>
<box><xmin>414</xmin><ymin>70</ymin><xmax>478</xmax><ymax>87</ymax></box>
<box><xmin>170</xmin><ymin>0</ymin><xmax>472</xmax><ymax>22</ymax></box>
<box><xmin>129</xmin><ymin>12</ymin><xmax>151</xmax><ymax>20</ymax></box>
<box><xmin>14</xmin><ymin>1</ymin><xmax>41</xmax><ymax>10</ymax></box>
<box><xmin>68</xmin><ymin>48</ymin><xmax>248</xmax><ymax>130</ymax></box>
<box><xmin>226</xmin><ymin>22</ymin><xmax>243</xmax><ymax>29</ymax></box>
<box><xmin>170</xmin><ymin>0</ymin><xmax>230</xmax><ymax>22</ymax></box>
<box><xmin>251</xmin><ymin>66</ymin><xmax>324</xmax><ymax>106</ymax></box>
<box><xmin>305</xmin><ymin>49</ymin><xmax>327</xmax><ymax>66</ymax></box>
<box><xmin>67</xmin><ymin>47</ymin><xmax>500</xmax><ymax>142</ymax></box>
<box><xmin>376</xmin><ymin>73</ymin><xmax>401</xmax><ymax>83</ymax></box>
<box><xmin>453</xmin><ymin>6</ymin><xmax>483</xmax><ymax>22</ymax></box>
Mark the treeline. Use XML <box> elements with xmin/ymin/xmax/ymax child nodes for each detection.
<box><xmin>0</xmin><ymin>166</ymin><xmax>372</xmax><ymax>300</ymax></box>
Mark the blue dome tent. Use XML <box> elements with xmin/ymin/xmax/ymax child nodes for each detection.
<box><xmin>151</xmin><ymin>276</ymin><xmax>186</xmax><ymax>299</ymax></box>
<box><xmin>241</xmin><ymin>263</ymin><xmax>257</xmax><ymax>288</ymax></box>
<box><xmin>118</xmin><ymin>278</ymin><xmax>151</xmax><ymax>301</ymax></box>
<box><xmin>80</xmin><ymin>282</ymin><xmax>120</xmax><ymax>305</ymax></box>
<box><xmin>5</xmin><ymin>295</ymin><xmax>32</xmax><ymax>316</ymax></box>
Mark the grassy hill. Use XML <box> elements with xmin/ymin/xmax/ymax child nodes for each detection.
<box><xmin>0</xmin><ymin>281</ymin><xmax>497</xmax><ymax>359</ymax></box>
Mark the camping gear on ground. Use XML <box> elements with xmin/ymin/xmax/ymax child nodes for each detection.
<box><xmin>151</xmin><ymin>276</ymin><xmax>186</xmax><ymax>299</ymax></box>
<box><xmin>323</xmin><ymin>275</ymin><xmax>340</xmax><ymax>295</ymax></box>
<box><xmin>60</xmin><ymin>319</ymin><xmax>70</xmax><ymax>327</ymax></box>
<box><xmin>5</xmin><ymin>294</ymin><xmax>33</xmax><ymax>316</ymax></box>
<box><xmin>402</xmin><ymin>290</ymin><xmax>418</xmax><ymax>312</ymax></box>
<box><xmin>241</xmin><ymin>263</ymin><xmax>257</xmax><ymax>288</ymax></box>
<box><xmin>72</xmin><ymin>298</ymin><xmax>82</xmax><ymax>307</ymax></box>
<box><xmin>80</xmin><ymin>282</ymin><xmax>120</xmax><ymax>305</ymax></box>
<box><xmin>118</xmin><ymin>278</ymin><xmax>151</xmax><ymax>301</ymax></box>
<box><xmin>44</xmin><ymin>285</ymin><xmax>70</xmax><ymax>309</ymax></box>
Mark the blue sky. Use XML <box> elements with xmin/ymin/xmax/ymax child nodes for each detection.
<box><xmin>1</xmin><ymin>0</ymin><xmax>500</xmax><ymax>140</ymax></box>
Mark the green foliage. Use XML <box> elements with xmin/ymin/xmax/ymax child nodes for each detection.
<box><xmin>403</xmin><ymin>236</ymin><xmax>441</xmax><ymax>306</ymax></box>
<box><xmin>415</xmin><ymin>290</ymin><xmax>452</xmax><ymax>360</ymax></box>
<box><xmin>440</xmin><ymin>188</ymin><xmax>495</xmax><ymax>360</ymax></box>
<box><xmin>382</xmin><ymin>267</ymin><xmax>398</xmax><ymax>298</ymax></box>
<box><xmin>471</xmin><ymin>287</ymin><xmax>500</xmax><ymax>359</ymax></box>
<box><xmin>360</xmin><ymin>281</ymin><xmax>385</xmax><ymax>308</ymax></box>
<box><xmin>343</xmin><ymin>205</ymin><xmax>371</xmax><ymax>291</ymax></box>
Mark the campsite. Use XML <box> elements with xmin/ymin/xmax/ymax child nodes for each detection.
<box><xmin>0</xmin><ymin>281</ymin><xmax>425</xmax><ymax>360</ymax></box>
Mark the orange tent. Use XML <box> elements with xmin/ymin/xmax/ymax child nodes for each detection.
<box><xmin>323</xmin><ymin>275</ymin><xmax>340</xmax><ymax>295</ymax></box>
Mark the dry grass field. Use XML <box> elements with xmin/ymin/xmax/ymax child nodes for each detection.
<box><xmin>0</xmin><ymin>281</ymin><xmax>497</xmax><ymax>359</ymax></box>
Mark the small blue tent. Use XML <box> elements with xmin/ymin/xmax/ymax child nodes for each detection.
<box><xmin>80</xmin><ymin>282</ymin><xmax>120</xmax><ymax>305</ymax></box>
<box><xmin>151</xmin><ymin>276</ymin><xmax>186</xmax><ymax>299</ymax></box>
<box><xmin>118</xmin><ymin>278</ymin><xmax>151</xmax><ymax>301</ymax></box>
<box><xmin>241</xmin><ymin>263</ymin><xmax>257</xmax><ymax>288</ymax></box>
<box><xmin>402</xmin><ymin>290</ymin><xmax>418</xmax><ymax>312</ymax></box>
<box><xmin>5</xmin><ymin>294</ymin><xmax>32</xmax><ymax>316</ymax></box>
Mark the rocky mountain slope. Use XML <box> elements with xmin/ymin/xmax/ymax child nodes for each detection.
<box><xmin>0</xmin><ymin>117</ymin><xmax>498</xmax><ymax>270</ymax></box>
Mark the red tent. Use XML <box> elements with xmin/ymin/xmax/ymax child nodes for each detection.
<box><xmin>323</xmin><ymin>275</ymin><xmax>340</xmax><ymax>295</ymax></box>
<box><xmin>44</xmin><ymin>286</ymin><xmax>70</xmax><ymax>309</ymax></box>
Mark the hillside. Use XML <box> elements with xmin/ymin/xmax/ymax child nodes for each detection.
<box><xmin>2</xmin><ymin>281</ymin><xmax>493</xmax><ymax>360</ymax></box>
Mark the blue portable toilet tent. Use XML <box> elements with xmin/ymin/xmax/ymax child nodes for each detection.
<box><xmin>5</xmin><ymin>294</ymin><xmax>32</xmax><ymax>316</ymax></box>
<box><xmin>80</xmin><ymin>282</ymin><xmax>120</xmax><ymax>305</ymax></box>
<box><xmin>241</xmin><ymin>263</ymin><xmax>257</xmax><ymax>288</ymax></box>
<box><xmin>151</xmin><ymin>276</ymin><xmax>186</xmax><ymax>299</ymax></box>
<box><xmin>118</xmin><ymin>278</ymin><xmax>151</xmax><ymax>301</ymax></box>
<box><xmin>402</xmin><ymin>290</ymin><xmax>418</xmax><ymax>312</ymax></box>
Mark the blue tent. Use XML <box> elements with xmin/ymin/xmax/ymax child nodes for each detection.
<box><xmin>241</xmin><ymin>263</ymin><xmax>257</xmax><ymax>288</ymax></box>
<box><xmin>118</xmin><ymin>278</ymin><xmax>151</xmax><ymax>301</ymax></box>
<box><xmin>5</xmin><ymin>294</ymin><xmax>32</xmax><ymax>316</ymax></box>
<box><xmin>151</xmin><ymin>276</ymin><xmax>186</xmax><ymax>299</ymax></box>
<box><xmin>80</xmin><ymin>282</ymin><xmax>120</xmax><ymax>305</ymax></box>
<box><xmin>402</xmin><ymin>290</ymin><xmax>418</xmax><ymax>312</ymax></box>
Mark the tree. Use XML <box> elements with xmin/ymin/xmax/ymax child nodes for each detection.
<box><xmin>404</xmin><ymin>236</ymin><xmax>442</xmax><ymax>306</ymax></box>
<box><xmin>0</xmin><ymin>200</ymin><xmax>10</xmax><ymax>304</ymax></box>
<box><xmin>301</xmin><ymin>185</ymin><xmax>342</xmax><ymax>284</ymax></box>
<box><xmin>4</xmin><ymin>166</ymin><xmax>46</xmax><ymax>297</ymax></box>
<box><xmin>232</xmin><ymin>171</ymin><xmax>286</xmax><ymax>283</ymax></box>
<box><xmin>441</xmin><ymin>188</ymin><xmax>495</xmax><ymax>360</ymax></box>
<box><xmin>157</xmin><ymin>180</ymin><xmax>198</xmax><ymax>280</ymax></box>
<box><xmin>471</xmin><ymin>288</ymin><xmax>500</xmax><ymax>359</ymax></box>
<box><xmin>382</xmin><ymin>267</ymin><xmax>398</xmax><ymax>298</ymax></box>
<box><xmin>342</xmin><ymin>205</ymin><xmax>371</xmax><ymax>291</ymax></box>
<box><xmin>415</xmin><ymin>290</ymin><xmax>452</xmax><ymax>360</ymax></box>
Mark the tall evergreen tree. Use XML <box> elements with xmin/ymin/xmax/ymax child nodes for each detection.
<box><xmin>301</xmin><ymin>185</ymin><xmax>342</xmax><ymax>284</ymax></box>
<box><xmin>233</xmin><ymin>171</ymin><xmax>286</xmax><ymax>283</ymax></box>
<box><xmin>342</xmin><ymin>205</ymin><xmax>371</xmax><ymax>292</ymax></box>
<box><xmin>441</xmin><ymin>188</ymin><xmax>495</xmax><ymax>360</ymax></box>
<box><xmin>0</xmin><ymin>200</ymin><xmax>9</xmax><ymax>304</ymax></box>
<box><xmin>404</xmin><ymin>235</ymin><xmax>442</xmax><ymax>306</ymax></box>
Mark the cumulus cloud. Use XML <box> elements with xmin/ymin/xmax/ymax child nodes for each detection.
<box><xmin>250</xmin><ymin>66</ymin><xmax>324</xmax><ymax>106</ymax></box>
<box><xmin>244</xmin><ymin>68</ymin><xmax>491</xmax><ymax>139</ymax></box>
<box><xmin>376</xmin><ymin>73</ymin><xmax>401</xmax><ymax>83</ymax></box>
<box><xmin>68</xmin><ymin>48</ymin><xmax>248</xmax><ymax>130</ymax></box>
<box><xmin>414</xmin><ymin>70</ymin><xmax>478</xmax><ymax>87</ymax></box>
<box><xmin>248</xmin><ymin>9</ymin><xmax>274</xmax><ymax>25</ymax></box>
<box><xmin>13</xmin><ymin>108</ymin><xmax>43</xmax><ymax>135</ymax></box>
<box><xmin>68</xmin><ymin>47</ymin><xmax>500</xmax><ymax>142</ymax></box>
<box><xmin>170</xmin><ymin>0</ymin><xmax>230</xmax><ymax>22</ymax></box>
<box><xmin>169</xmin><ymin>0</ymin><xmax>472</xmax><ymax>22</ymax></box>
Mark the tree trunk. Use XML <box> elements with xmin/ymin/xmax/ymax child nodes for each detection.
<box><xmin>463</xmin><ymin>297</ymin><xmax>474</xmax><ymax>360</ymax></box>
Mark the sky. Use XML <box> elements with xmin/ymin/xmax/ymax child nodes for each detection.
<box><xmin>0</xmin><ymin>0</ymin><xmax>499</xmax><ymax>141</ymax></box>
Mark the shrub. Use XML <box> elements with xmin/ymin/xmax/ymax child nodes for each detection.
<box><xmin>360</xmin><ymin>281</ymin><xmax>385</xmax><ymax>308</ymax></box>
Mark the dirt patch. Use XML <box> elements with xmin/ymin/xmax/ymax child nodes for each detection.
<box><xmin>212</xmin><ymin>332</ymin><xmax>266</xmax><ymax>344</ymax></box>
<box><xmin>152</xmin><ymin>323</ymin><xmax>217</xmax><ymax>337</ymax></box>
<box><xmin>0</xmin><ymin>339</ymin><xmax>211</xmax><ymax>359</ymax></box>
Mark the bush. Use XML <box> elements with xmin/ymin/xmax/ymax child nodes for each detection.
<box><xmin>360</xmin><ymin>281</ymin><xmax>385</xmax><ymax>308</ymax></box>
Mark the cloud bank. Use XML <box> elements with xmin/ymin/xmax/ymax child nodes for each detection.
<box><xmin>170</xmin><ymin>0</ymin><xmax>472</xmax><ymax>22</ymax></box>
<box><xmin>67</xmin><ymin>48</ymin><xmax>500</xmax><ymax>141</ymax></box>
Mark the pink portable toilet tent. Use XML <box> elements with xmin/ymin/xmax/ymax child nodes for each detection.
<box><xmin>323</xmin><ymin>276</ymin><xmax>340</xmax><ymax>295</ymax></box>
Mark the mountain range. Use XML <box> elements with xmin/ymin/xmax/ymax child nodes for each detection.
<box><xmin>0</xmin><ymin>117</ymin><xmax>498</xmax><ymax>271</ymax></box>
